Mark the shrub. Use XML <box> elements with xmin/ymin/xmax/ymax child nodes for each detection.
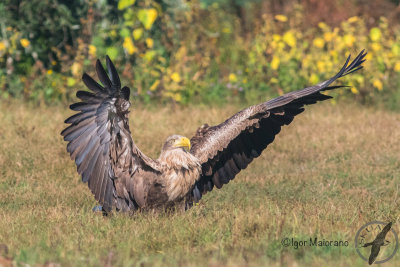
<box><xmin>0</xmin><ymin>0</ymin><xmax>399</xmax><ymax>109</ymax></box>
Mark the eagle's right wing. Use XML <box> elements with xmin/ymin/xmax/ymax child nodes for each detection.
<box><xmin>61</xmin><ymin>57</ymin><xmax>160</xmax><ymax>212</ymax></box>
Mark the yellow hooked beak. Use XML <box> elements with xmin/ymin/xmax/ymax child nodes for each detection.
<box><xmin>174</xmin><ymin>137</ymin><xmax>191</xmax><ymax>151</ymax></box>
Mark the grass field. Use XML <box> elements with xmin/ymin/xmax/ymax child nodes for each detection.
<box><xmin>0</xmin><ymin>100</ymin><xmax>399</xmax><ymax>266</ymax></box>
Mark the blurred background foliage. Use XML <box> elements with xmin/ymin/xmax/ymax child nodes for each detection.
<box><xmin>1</xmin><ymin>0</ymin><xmax>400</xmax><ymax>108</ymax></box>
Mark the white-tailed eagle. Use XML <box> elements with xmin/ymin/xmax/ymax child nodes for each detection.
<box><xmin>61</xmin><ymin>50</ymin><xmax>366</xmax><ymax>213</ymax></box>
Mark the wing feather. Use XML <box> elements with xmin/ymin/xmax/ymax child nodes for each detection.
<box><xmin>62</xmin><ymin>56</ymin><xmax>160</xmax><ymax>212</ymax></box>
<box><xmin>189</xmin><ymin>50</ymin><xmax>366</xmax><ymax>203</ymax></box>
<box><xmin>96</xmin><ymin>60</ymin><xmax>113</xmax><ymax>91</ymax></box>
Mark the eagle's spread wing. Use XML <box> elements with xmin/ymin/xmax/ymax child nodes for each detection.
<box><xmin>61</xmin><ymin>56</ymin><xmax>160</xmax><ymax>212</ymax></box>
<box><xmin>189</xmin><ymin>50</ymin><xmax>366</xmax><ymax>202</ymax></box>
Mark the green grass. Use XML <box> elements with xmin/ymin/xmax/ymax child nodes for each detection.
<box><xmin>0</xmin><ymin>100</ymin><xmax>399</xmax><ymax>266</ymax></box>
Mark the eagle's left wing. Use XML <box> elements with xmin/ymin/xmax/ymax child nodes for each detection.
<box><xmin>188</xmin><ymin>50</ymin><xmax>366</xmax><ymax>203</ymax></box>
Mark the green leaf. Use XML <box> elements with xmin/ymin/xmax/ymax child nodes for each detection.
<box><xmin>120</xmin><ymin>28</ymin><xmax>130</xmax><ymax>38</ymax></box>
<box><xmin>118</xmin><ymin>0</ymin><xmax>136</xmax><ymax>10</ymax></box>
<box><xmin>144</xmin><ymin>50</ymin><xmax>157</xmax><ymax>61</ymax></box>
<box><xmin>133</xmin><ymin>28</ymin><xmax>143</xmax><ymax>40</ymax></box>
<box><xmin>370</xmin><ymin>27</ymin><xmax>381</xmax><ymax>42</ymax></box>
<box><xmin>67</xmin><ymin>77</ymin><xmax>76</xmax><ymax>87</ymax></box>
<box><xmin>45</xmin><ymin>88</ymin><xmax>53</xmax><ymax>97</ymax></box>
<box><xmin>138</xmin><ymin>8</ymin><xmax>158</xmax><ymax>30</ymax></box>
<box><xmin>106</xmin><ymin>47</ymin><xmax>119</xmax><ymax>60</ymax></box>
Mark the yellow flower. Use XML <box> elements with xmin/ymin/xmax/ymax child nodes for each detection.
<box><xmin>394</xmin><ymin>62</ymin><xmax>400</xmax><ymax>72</ymax></box>
<box><xmin>309</xmin><ymin>73</ymin><xmax>319</xmax><ymax>84</ymax></box>
<box><xmin>138</xmin><ymin>8</ymin><xmax>158</xmax><ymax>30</ymax></box>
<box><xmin>351</xmin><ymin>87</ymin><xmax>359</xmax><ymax>94</ymax></box>
<box><xmin>118</xmin><ymin>0</ymin><xmax>136</xmax><ymax>10</ymax></box>
<box><xmin>370</xmin><ymin>27</ymin><xmax>382</xmax><ymax>42</ymax></box>
<box><xmin>318</xmin><ymin>22</ymin><xmax>328</xmax><ymax>30</ymax></box>
<box><xmin>0</xmin><ymin>41</ymin><xmax>5</xmax><ymax>51</ymax></box>
<box><xmin>67</xmin><ymin>77</ymin><xmax>76</xmax><ymax>87</ymax></box>
<box><xmin>371</xmin><ymin>43</ymin><xmax>381</xmax><ymax>52</ymax></box>
<box><xmin>171</xmin><ymin>72</ymin><xmax>181</xmax><ymax>83</ymax></box>
<box><xmin>283</xmin><ymin>31</ymin><xmax>296</xmax><ymax>47</ymax></box>
<box><xmin>355</xmin><ymin>75</ymin><xmax>364</xmax><ymax>84</ymax></box>
<box><xmin>343</xmin><ymin>34</ymin><xmax>355</xmax><ymax>47</ymax></box>
<box><xmin>47</xmin><ymin>69</ymin><xmax>53</xmax><ymax>75</ymax></box>
<box><xmin>222</xmin><ymin>27</ymin><xmax>231</xmax><ymax>33</ymax></box>
<box><xmin>274</xmin><ymin>15</ymin><xmax>287</xmax><ymax>22</ymax></box>
<box><xmin>373</xmin><ymin>79</ymin><xmax>383</xmax><ymax>91</ymax></box>
<box><xmin>20</xmin><ymin>38</ymin><xmax>30</xmax><ymax>48</ymax></box>
<box><xmin>51</xmin><ymin>60</ymin><xmax>57</xmax><ymax>66</ymax></box>
<box><xmin>146</xmin><ymin>38</ymin><xmax>154</xmax><ymax>48</ymax></box>
<box><xmin>173</xmin><ymin>93</ymin><xmax>182</xmax><ymax>102</ymax></box>
<box><xmin>133</xmin><ymin>28</ymin><xmax>143</xmax><ymax>40</ymax></box>
<box><xmin>242</xmin><ymin>78</ymin><xmax>247</xmax><ymax>84</ymax></box>
<box><xmin>348</xmin><ymin>16</ymin><xmax>359</xmax><ymax>23</ymax></box>
<box><xmin>123</xmin><ymin>37</ymin><xmax>137</xmax><ymax>55</ymax></box>
<box><xmin>317</xmin><ymin>61</ymin><xmax>325</xmax><ymax>72</ymax></box>
<box><xmin>144</xmin><ymin>50</ymin><xmax>156</xmax><ymax>61</ymax></box>
<box><xmin>392</xmin><ymin>44</ymin><xmax>400</xmax><ymax>56</ymax></box>
<box><xmin>149</xmin><ymin>80</ymin><xmax>160</xmax><ymax>91</ymax></box>
<box><xmin>88</xmin><ymin>45</ymin><xmax>96</xmax><ymax>56</ymax></box>
<box><xmin>270</xmin><ymin>56</ymin><xmax>280</xmax><ymax>70</ymax></box>
<box><xmin>228</xmin><ymin>73</ymin><xmax>237</xmax><ymax>82</ymax></box>
<box><xmin>323</xmin><ymin>32</ymin><xmax>333</xmax><ymax>42</ymax></box>
<box><xmin>269</xmin><ymin>77</ymin><xmax>278</xmax><ymax>84</ymax></box>
<box><xmin>71</xmin><ymin>62</ymin><xmax>80</xmax><ymax>76</ymax></box>
<box><xmin>313</xmin><ymin>38</ymin><xmax>325</xmax><ymax>48</ymax></box>
<box><xmin>272</xmin><ymin>34</ymin><xmax>281</xmax><ymax>42</ymax></box>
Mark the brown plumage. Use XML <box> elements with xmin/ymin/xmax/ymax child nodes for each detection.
<box><xmin>61</xmin><ymin>50</ymin><xmax>366</xmax><ymax>213</ymax></box>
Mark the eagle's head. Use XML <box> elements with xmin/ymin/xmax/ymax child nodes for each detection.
<box><xmin>162</xmin><ymin>135</ymin><xmax>191</xmax><ymax>152</ymax></box>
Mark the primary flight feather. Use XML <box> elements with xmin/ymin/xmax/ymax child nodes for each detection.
<box><xmin>61</xmin><ymin>50</ymin><xmax>366</xmax><ymax>213</ymax></box>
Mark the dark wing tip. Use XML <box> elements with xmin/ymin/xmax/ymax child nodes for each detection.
<box><xmin>341</xmin><ymin>49</ymin><xmax>367</xmax><ymax>77</ymax></box>
<box><xmin>81</xmin><ymin>73</ymin><xmax>91</xmax><ymax>83</ymax></box>
<box><xmin>82</xmin><ymin>73</ymin><xmax>107</xmax><ymax>95</ymax></box>
<box><xmin>95</xmin><ymin>58</ymin><xmax>113</xmax><ymax>91</ymax></box>
<box><xmin>105</xmin><ymin>55</ymin><xmax>113</xmax><ymax>66</ymax></box>
<box><xmin>106</xmin><ymin>55</ymin><xmax>122</xmax><ymax>89</ymax></box>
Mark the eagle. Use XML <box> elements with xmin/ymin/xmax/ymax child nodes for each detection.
<box><xmin>61</xmin><ymin>50</ymin><xmax>366</xmax><ymax>213</ymax></box>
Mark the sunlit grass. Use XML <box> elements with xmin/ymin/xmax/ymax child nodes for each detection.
<box><xmin>0</xmin><ymin>100</ymin><xmax>399</xmax><ymax>266</ymax></box>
